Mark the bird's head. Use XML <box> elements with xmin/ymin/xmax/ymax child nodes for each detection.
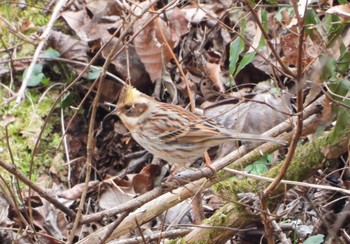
<box><xmin>116</xmin><ymin>85</ymin><xmax>151</xmax><ymax>130</ymax></box>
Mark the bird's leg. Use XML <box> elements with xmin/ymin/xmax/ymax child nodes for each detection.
<box><xmin>203</xmin><ymin>151</ymin><xmax>216</xmax><ymax>177</ymax></box>
<box><xmin>161</xmin><ymin>164</ymin><xmax>188</xmax><ymax>190</ymax></box>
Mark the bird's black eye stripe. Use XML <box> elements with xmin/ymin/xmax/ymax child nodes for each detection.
<box><xmin>123</xmin><ymin>103</ymin><xmax>147</xmax><ymax>117</ymax></box>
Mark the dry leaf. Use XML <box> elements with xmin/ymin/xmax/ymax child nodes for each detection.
<box><xmin>202</xmin><ymin>60</ymin><xmax>225</xmax><ymax>93</ymax></box>
<box><xmin>86</xmin><ymin>0</ymin><xmax>112</xmax><ymax>16</ymax></box>
<box><xmin>280</xmin><ymin>33</ymin><xmax>317</xmax><ymax>68</ymax></box>
<box><xmin>319</xmin><ymin>96</ymin><xmax>334</xmax><ymax>125</ymax></box>
<box><xmin>326</xmin><ymin>3</ymin><xmax>350</xmax><ymax>20</ymax></box>
<box><xmin>158</xmin><ymin>200</ymin><xmax>192</xmax><ymax>226</ymax></box>
<box><xmin>132</xmin><ymin>164</ymin><xmax>161</xmax><ymax>194</ymax></box>
<box><xmin>102</xmin><ymin>40</ymin><xmax>152</xmax><ymax>91</ymax></box>
<box><xmin>133</xmin><ymin>13</ymin><xmax>173</xmax><ymax>82</ymax></box>
<box><xmin>133</xmin><ymin>7</ymin><xmax>189</xmax><ymax>81</ymax></box>
<box><xmin>48</xmin><ymin>30</ymin><xmax>89</xmax><ymax>64</ymax></box>
<box><xmin>58</xmin><ymin>181</ymin><xmax>99</xmax><ymax>200</ymax></box>
<box><xmin>61</xmin><ymin>10</ymin><xmax>87</xmax><ymax>32</ymax></box>
<box><xmin>200</xmin><ymin>78</ymin><xmax>220</xmax><ymax>101</ymax></box>
<box><xmin>204</xmin><ymin>91</ymin><xmax>291</xmax><ymax>158</ymax></box>
<box><xmin>99</xmin><ymin>182</ymin><xmax>135</xmax><ymax>209</ymax></box>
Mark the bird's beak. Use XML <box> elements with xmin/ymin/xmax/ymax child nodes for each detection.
<box><xmin>111</xmin><ymin>107</ymin><xmax>119</xmax><ymax>115</ymax></box>
<box><xmin>105</xmin><ymin>107</ymin><xmax>119</xmax><ymax>119</ymax></box>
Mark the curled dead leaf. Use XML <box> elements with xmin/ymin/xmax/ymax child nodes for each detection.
<box><xmin>133</xmin><ymin>7</ymin><xmax>189</xmax><ymax>81</ymax></box>
<box><xmin>326</xmin><ymin>4</ymin><xmax>350</xmax><ymax>20</ymax></box>
<box><xmin>202</xmin><ymin>60</ymin><xmax>225</xmax><ymax>93</ymax></box>
<box><xmin>132</xmin><ymin>164</ymin><xmax>161</xmax><ymax>194</ymax></box>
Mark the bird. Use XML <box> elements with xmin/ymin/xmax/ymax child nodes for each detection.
<box><xmin>115</xmin><ymin>85</ymin><xmax>286</xmax><ymax>168</ymax></box>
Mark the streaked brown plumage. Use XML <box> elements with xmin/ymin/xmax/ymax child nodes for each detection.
<box><xmin>116</xmin><ymin>85</ymin><xmax>286</xmax><ymax>167</ymax></box>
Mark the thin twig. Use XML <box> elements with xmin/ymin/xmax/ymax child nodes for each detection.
<box><xmin>0</xmin><ymin>15</ymin><xmax>36</xmax><ymax>45</ymax></box>
<box><xmin>0</xmin><ymin>159</ymin><xmax>76</xmax><ymax>218</ymax></box>
<box><xmin>244</xmin><ymin>1</ymin><xmax>295</xmax><ymax>78</ymax></box>
<box><xmin>100</xmin><ymin>212</ymin><xmax>129</xmax><ymax>244</ymax></box>
<box><xmin>262</xmin><ymin>0</ymin><xmax>305</xmax><ymax>201</ymax></box>
<box><xmin>13</xmin><ymin>0</ymin><xmax>67</xmax><ymax>105</ymax></box>
<box><xmin>68</xmin><ymin>2</ymin><xmax>162</xmax><ymax>241</ymax></box>
<box><xmin>222</xmin><ymin>168</ymin><xmax>350</xmax><ymax>195</ymax></box>
<box><xmin>260</xmin><ymin>1</ymin><xmax>306</xmax><ymax>241</ymax></box>
<box><xmin>155</xmin><ymin>13</ymin><xmax>196</xmax><ymax>112</ymax></box>
<box><xmin>61</xmin><ymin>107</ymin><xmax>72</xmax><ymax>189</ymax></box>
<box><xmin>66</xmin><ymin>71</ymin><xmax>101</xmax><ymax>244</ymax></box>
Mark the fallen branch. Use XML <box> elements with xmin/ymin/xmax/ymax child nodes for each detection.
<box><xmin>183</xmin><ymin>122</ymin><xmax>350</xmax><ymax>243</ymax></box>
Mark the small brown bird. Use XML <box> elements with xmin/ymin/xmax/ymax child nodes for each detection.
<box><xmin>116</xmin><ymin>85</ymin><xmax>286</xmax><ymax>167</ymax></box>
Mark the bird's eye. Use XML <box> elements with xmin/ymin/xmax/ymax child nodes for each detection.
<box><xmin>124</xmin><ymin>105</ymin><xmax>132</xmax><ymax>111</ymax></box>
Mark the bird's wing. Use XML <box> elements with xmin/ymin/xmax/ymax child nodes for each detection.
<box><xmin>138</xmin><ymin>103</ymin><xmax>230</xmax><ymax>143</ymax></box>
<box><xmin>138</xmin><ymin>105</ymin><xmax>191</xmax><ymax>142</ymax></box>
<box><xmin>177</xmin><ymin>120</ymin><xmax>223</xmax><ymax>143</ymax></box>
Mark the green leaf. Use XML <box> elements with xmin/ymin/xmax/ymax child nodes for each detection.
<box><xmin>229</xmin><ymin>37</ymin><xmax>244</xmax><ymax>77</ymax></box>
<box><xmin>261</xmin><ymin>9</ymin><xmax>269</xmax><ymax>33</ymax></box>
<box><xmin>303</xmin><ymin>234</ymin><xmax>324</xmax><ymax>244</ymax></box>
<box><xmin>266</xmin><ymin>154</ymin><xmax>273</xmax><ymax>163</ymax></box>
<box><xmin>245</xmin><ymin>161</ymin><xmax>268</xmax><ymax>175</ymax></box>
<box><xmin>23</xmin><ymin>64</ymin><xmax>45</xmax><ymax>87</ymax></box>
<box><xmin>41</xmin><ymin>77</ymin><xmax>50</xmax><ymax>85</ymax></box>
<box><xmin>324</xmin><ymin>14</ymin><xmax>345</xmax><ymax>45</ymax></box>
<box><xmin>257</xmin><ymin>10</ymin><xmax>268</xmax><ymax>50</ymax></box>
<box><xmin>329</xmin><ymin>77</ymin><xmax>350</xmax><ymax>99</ymax></box>
<box><xmin>88</xmin><ymin>68</ymin><xmax>101</xmax><ymax>80</ymax></box>
<box><xmin>235</xmin><ymin>51</ymin><xmax>256</xmax><ymax>76</ymax></box>
<box><xmin>304</xmin><ymin>9</ymin><xmax>323</xmax><ymax>39</ymax></box>
<box><xmin>244</xmin><ymin>156</ymin><xmax>272</xmax><ymax>175</ymax></box>
<box><xmin>319</xmin><ymin>55</ymin><xmax>336</xmax><ymax>82</ymax></box>
<box><xmin>60</xmin><ymin>92</ymin><xmax>73</xmax><ymax>108</ymax></box>
<box><xmin>229</xmin><ymin>17</ymin><xmax>246</xmax><ymax>80</ymax></box>
<box><xmin>329</xmin><ymin>78</ymin><xmax>350</xmax><ymax>141</ymax></box>
<box><xmin>44</xmin><ymin>48</ymin><xmax>60</xmax><ymax>58</ymax></box>
<box><xmin>332</xmin><ymin>106</ymin><xmax>350</xmax><ymax>141</ymax></box>
<box><xmin>270</xmin><ymin>87</ymin><xmax>282</xmax><ymax>96</ymax></box>
<box><xmin>337</xmin><ymin>49</ymin><xmax>350</xmax><ymax>74</ymax></box>
<box><xmin>253</xmin><ymin>163</ymin><xmax>268</xmax><ymax>175</ymax></box>
<box><xmin>244</xmin><ymin>154</ymin><xmax>275</xmax><ymax>175</ymax></box>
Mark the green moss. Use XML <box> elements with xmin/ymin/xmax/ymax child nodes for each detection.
<box><xmin>0</xmin><ymin>89</ymin><xmax>62</xmax><ymax>182</ymax></box>
<box><xmin>22</xmin><ymin>2</ymin><xmax>49</xmax><ymax>27</ymax></box>
<box><xmin>189</xmin><ymin>128</ymin><xmax>350</xmax><ymax>243</ymax></box>
<box><xmin>0</xmin><ymin>1</ymin><xmax>49</xmax><ymax>50</ymax></box>
<box><xmin>165</xmin><ymin>240</ymin><xmax>178</xmax><ymax>244</ymax></box>
<box><xmin>213</xmin><ymin>177</ymin><xmax>241</xmax><ymax>196</ymax></box>
<box><xmin>184</xmin><ymin>202</ymin><xmax>257</xmax><ymax>243</ymax></box>
<box><xmin>213</xmin><ymin>127</ymin><xmax>350</xmax><ymax>205</ymax></box>
<box><xmin>17</xmin><ymin>43</ymin><xmax>36</xmax><ymax>58</ymax></box>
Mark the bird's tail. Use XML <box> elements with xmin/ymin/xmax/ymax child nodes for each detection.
<box><xmin>231</xmin><ymin>132</ymin><xmax>288</xmax><ymax>146</ymax></box>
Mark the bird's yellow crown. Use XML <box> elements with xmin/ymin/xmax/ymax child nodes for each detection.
<box><xmin>118</xmin><ymin>85</ymin><xmax>142</xmax><ymax>105</ymax></box>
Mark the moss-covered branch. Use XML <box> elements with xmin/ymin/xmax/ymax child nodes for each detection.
<box><xmin>183</xmin><ymin>126</ymin><xmax>350</xmax><ymax>243</ymax></box>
